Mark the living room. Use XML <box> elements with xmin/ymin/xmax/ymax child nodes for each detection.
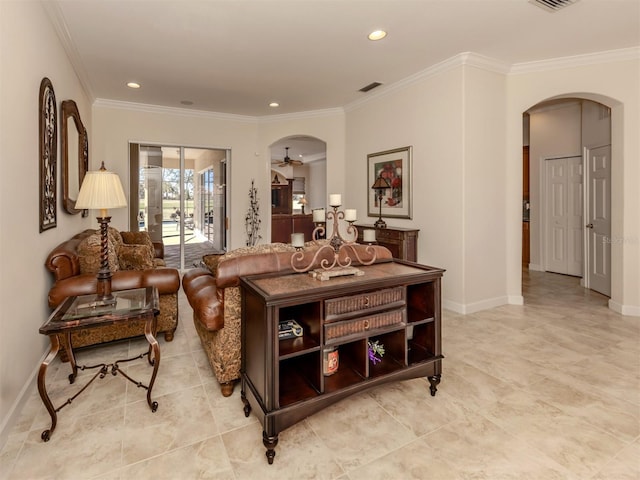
<box><xmin>1</xmin><ymin>1</ymin><xmax>639</xmax><ymax>478</ymax></box>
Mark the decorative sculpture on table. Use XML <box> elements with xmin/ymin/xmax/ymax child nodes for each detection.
<box><xmin>291</xmin><ymin>194</ymin><xmax>377</xmax><ymax>280</ymax></box>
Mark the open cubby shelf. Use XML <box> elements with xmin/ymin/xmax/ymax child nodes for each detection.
<box><xmin>240</xmin><ymin>261</ymin><xmax>444</xmax><ymax>464</ymax></box>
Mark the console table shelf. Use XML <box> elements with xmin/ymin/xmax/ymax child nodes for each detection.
<box><xmin>240</xmin><ymin>260</ymin><xmax>444</xmax><ymax>464</ymax></box>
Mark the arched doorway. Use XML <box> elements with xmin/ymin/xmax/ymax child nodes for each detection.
<box><xmin>522</xmin><ymin>96</ymin><xmax>613</xmax><ymax>299</ymax></box>
<box><xmin>269</xmin><ymin>135</ymin><xmax>327</xmax><ymax>243</ymax></box>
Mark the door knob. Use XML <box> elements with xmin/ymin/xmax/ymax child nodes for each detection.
<box><xmin>586</xmin><ymin>223</ymin><xmax>594</xmax><ymax>229</ymax></box>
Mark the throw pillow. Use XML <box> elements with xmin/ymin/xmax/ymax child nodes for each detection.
<box><xmin>117</xmin><ymin>244</ymin><xmax>154</xmax><ymax>271</ymax></box>
<box><xmin>202</xmin><ymin>253</ymin><xmax>223</xmax><ymax>275</ymax></box>
<box><xmin>108</xmin><ymin>226</ymin><xmax>123</xmax><ymax>249</ymax></box>
<box><xmin>77</xmin><ymin>233</ymin><xmax>119</xmax><ymax>274</ymax></box>
<box><xmin>121</xmin><ymin>231</ymin><xmax>154</xmax><ymax>253</ymax></box>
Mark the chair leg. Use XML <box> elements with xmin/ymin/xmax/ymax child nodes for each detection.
<box><xmin>220</xmin><ymin>381</ymin><xmax>235</xmax><ymax>397</ymax></box>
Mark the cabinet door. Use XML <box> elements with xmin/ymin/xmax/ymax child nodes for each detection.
<box><xmin>271</xmin><ymin>215</ymin><xmax>292</xmax><ymax>243</ymax></box>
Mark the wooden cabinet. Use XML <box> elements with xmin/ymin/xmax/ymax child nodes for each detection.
<box><xmin>271</xmin><ymin>180</ymin><xmax>292</xmax><ymax>214</ymax></box>
<box><xmin>271</xmin><ymin>214</ymin><xmax>314</xmax><ymax>243</ymax></box>
<box><xmin>355</xmin><ymin>225</ymin><xmax>419</xmax><ymax>262</ymax></box>
<box><xmin>240</xmin><ymin>261</ymin><xmax>444</xmax><ymax>463</ymax></box>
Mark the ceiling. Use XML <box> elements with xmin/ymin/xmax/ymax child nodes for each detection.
<box><xmin>46</xmin><ymin>0</ymin><xmax>639</xmax><ymax>120</ymax></box>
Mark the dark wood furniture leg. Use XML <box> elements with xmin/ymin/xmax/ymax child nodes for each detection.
<box><xmin>143</xmin><ymin>314</ymin><xmax>160</xmax><ymax>412</ymax></box>
<box><xmin>263</xmin><ymin>431</ymin><xmax>279</xmax><ymax>465</ymax></box>
<box><xmin>37</xmin><ymin>335</ymin><xmax>60</xmax><ymax>442</ymax></box>
<box><xmin>428</xmin><ymin>374</ymin><xmax>441</xmax><ymax>396</ymax></box>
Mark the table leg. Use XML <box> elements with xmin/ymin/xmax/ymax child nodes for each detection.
<box><xmin>64</xmin><ymin>332</ymin><xmax>78</xmax><ymax>384</ymax></box>
<box><xmin>38</xmin><ymin>335</ymin><xmax>60</xmax><ymax>441</ymax></box>
<box><xmin>144</xmin><ymin>315</ymin><xmax>160</xmax><ymax>412</ymax></box>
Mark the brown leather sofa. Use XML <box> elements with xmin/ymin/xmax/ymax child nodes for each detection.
<box><xmin>46</xmin><ymin>229</ymin><xmax>181</xmax><ymax>353</ymax></box>
<box><xmin>182</xmin><ymin>242</ymin><xmax>392</xmax><ymax>397</ymax></box>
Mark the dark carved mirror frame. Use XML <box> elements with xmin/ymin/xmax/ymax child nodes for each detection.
<box><xmin>61</xmin><ymin>99</ymin><xmax>89</xmax><ymax>215</ymax></box>
<box><xmin>39</xmin><ymin>78</ymin><xmax>57</xmax><ymax>232</ymax></box>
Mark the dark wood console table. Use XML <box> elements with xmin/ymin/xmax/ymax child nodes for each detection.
<box><xmin>355</xmin><ymin>225</ymin><xmax>419</xmax><ymax>262</ymax></box>
<box><xmin>240</xmin><ymin>260</ymin><xmax>444</xmax><ymax>463</ymax></box>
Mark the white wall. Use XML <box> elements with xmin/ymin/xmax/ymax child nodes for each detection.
<box><xmin>505</xmin><ymin>55</ymin><xmax>640</xmax><ymax>315</ymax></box>
<box><xmin>462</xmin><ymin>66</ymin><xmax>508</xmax><ymax>311</ymax></box>
<box><xmin>345</xmin><ymin>62</ymin><xmax>510</xmax><ymax>312</ymax></box>
<box><xmin>258</xmin><ymin>113</ymin><xmax>346</xmax><ymax>240</ymax></box>
<box><xmin>0</xmin><ymin>2</ymin><xmax>93</xmax><ymax>446</ymax></box>
<box><xmin>92</xmin><ymin>105</ymin><xmax>260</xmax><ymax>249</ymax></box>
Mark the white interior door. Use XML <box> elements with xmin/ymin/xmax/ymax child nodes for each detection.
<box><xmin>585</xmin><ymin>145</ymin><xmax>611</xmax><ymax>296</ymax></box>
<box><xmin>545</xmin><ymin>156</ymin><xmax>583</xmax><ymax>276</ymax></box>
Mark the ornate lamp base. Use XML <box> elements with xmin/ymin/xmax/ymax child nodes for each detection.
<box><xmin>374</xmin><ymin>218</ymin><xmax>387</xmax><ymax>229</ymax></box>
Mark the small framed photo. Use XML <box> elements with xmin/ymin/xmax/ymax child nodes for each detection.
<box><xmin>367</xmin><ymin>146</ymin><xmax>412</xmax><ymax>220</ymax></box>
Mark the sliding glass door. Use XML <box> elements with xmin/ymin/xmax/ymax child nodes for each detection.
<box><xmin>129</xmin><ymin>143</ymin><xmax>227</xmax><ymax>270</ymax></box>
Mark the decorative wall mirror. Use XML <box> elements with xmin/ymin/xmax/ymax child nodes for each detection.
<box><xmin>61</xmin><ymin>99</ymin><xmax>88</xmax><ymax>215</ymax></box>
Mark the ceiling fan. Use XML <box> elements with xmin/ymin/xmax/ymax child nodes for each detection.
<box><xmin>273</xmin><ymin>147</ymin><xmax>303</xmax><ymax>167</ymax></box>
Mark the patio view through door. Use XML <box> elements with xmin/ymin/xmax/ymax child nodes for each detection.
<box><xmin>129</xmin><ymin>143</ymin><xmax>227</xmax><ymax>270</ymax></box>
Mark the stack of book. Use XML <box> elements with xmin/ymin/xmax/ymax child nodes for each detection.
<box><xmin>278</xmin><ymin>319</ymin><xmax>303</xmax><ymax>339</ymax></box>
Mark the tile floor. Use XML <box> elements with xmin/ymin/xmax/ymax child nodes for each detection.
<box><xmin>1</xmin><ymin>270</ymin><xmax>639</xmax><ymax>479</ymax></box>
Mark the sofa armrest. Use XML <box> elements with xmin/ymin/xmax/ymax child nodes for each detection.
<box><xmin>48</xmin><ymin>268</ymin><xmax>180</xmax><ymax>309</ymax></box>
<box><xmin>182</xmin><ymin>268</ymin><xmax>224</xmax><ymax>330</ymax></box>
<box><xmin>45</xmin><ymin>229</ymin><xmax>95</xmax><ymax>281</ymax></box>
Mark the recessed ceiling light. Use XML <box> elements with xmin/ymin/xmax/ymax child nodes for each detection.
<box><xmin>269</xmin><ymin>102</ymin><xmax>279</xmax><ymax>108</ymax></box>
<box><xmin>127</xmin><ymin>82</ymin><xmax>141</xmax><ymax>89</ymax></box>
<box><xmin>180</xmin><ymin>100</ymin><xmax>194</xmax><ymax>105</ymax></box>
<box><xmin>368</xmin><ymin>30</ymin><xmax>387</xmax><ymax>41</ymax></box>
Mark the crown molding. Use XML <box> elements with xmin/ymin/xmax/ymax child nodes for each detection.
<box><xmin>89</xmin><ymin>48</ymin><xmax>638</xmax><ymax>120</ymax></box>
<box><xmin>257</xmin><ymin>107</ymin><xmax>345</xmax><ymax>123</ymax></box>
<box><xmin>510</xmin><ymin>46</ymin><xmax>640</xmax><ymax>74</ymax></box>
<box><xmin>93</xmin><ymin>98</ymin><xmax>344</xmax><ymax>123</ymax></box>
<box><xmin>345</xmin><ymin>52</ymin><xmax>510</xmax><ymax>112</ymax></box>
<box><xmin>42</xmin><ymin>1</ymin><xmax>95</xmax><ymax>101</ymax></box>
<box><xmin>92</xmin><ymin>98</ymin><xmax>259</xmax><ymax>123</ymax></box>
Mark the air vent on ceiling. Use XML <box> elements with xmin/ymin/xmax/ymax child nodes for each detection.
<box><xmin>359</xmin><ymin>82</ymin><xmax>382</xmax><ymax>93</ymax></box>
<box><xmin>529</xmin><ymin>0</ymin><xmax>579</xmax><ymax>12</ymax></box>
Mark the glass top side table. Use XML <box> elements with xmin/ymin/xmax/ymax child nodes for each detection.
<box><xmin>38</xmin><ymin>287</ymin><xmax>160</xmax><ymax>441</ymax></box>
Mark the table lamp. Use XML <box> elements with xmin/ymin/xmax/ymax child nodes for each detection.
<box><xmin>299</xmin><ymin>197</ymin><xmax>308</xmax><ymax>214</ymax></box>
<box><xmin>371</xmin><ymin>174</ymin><xmax>391</xmax><ymax>229</ymax></box>
<box><xmin>75</xmin><ymin>161</ymin><xmax>127</xmax><ymax>304</ymax></box>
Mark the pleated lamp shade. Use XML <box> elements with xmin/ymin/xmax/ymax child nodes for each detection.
<box><xmin>76</xmin><ymin>162</ymin><xmax>127</xmax><ymax>215</ymax></box>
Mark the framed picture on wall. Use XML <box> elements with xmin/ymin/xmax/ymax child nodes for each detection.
<box><xmin>367</xmin><ymin>146</ymin><xmax>412</xmax><ymax>220</ymax></box>
<box><xmin>39</xmin><ymin>77</ymin><xmax>57</xmax><ymax>232</ymax></box>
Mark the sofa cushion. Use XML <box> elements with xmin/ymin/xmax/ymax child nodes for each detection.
<box><xmin>120</xmin><ymin>231</ymin><xmax>154</xmax><ymax>251</ymax></box>
<box><xmin>77</xmin><ymin>233</ymin><xmax>119</xmax><ymax>274</ymax></box>
<box><xmin>117</xmin><ymin>244</ymin><xmax>154</xmax><ymax>270</ymax></box>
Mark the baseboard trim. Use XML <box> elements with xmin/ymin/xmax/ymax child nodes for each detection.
<box><xmin>443</xmin><ymin>296</ymin><xmax>509</xmax><ymax>315</ymax></box>
<box><xmin>508</xmin><ymin>295</ymin><xmax>524</xmax><ymax>305</ymax></box>
<box><xmin>608</xmin><ymin>299</ymin><xmax>640</xmax><ymax>317</ymax></box>
<box><xmin>0</xmin><ymin>349</ymin><xmax>47</xmax><ymax>451</ymax></box>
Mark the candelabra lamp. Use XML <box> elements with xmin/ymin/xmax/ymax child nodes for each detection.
<box><xmin>371</xmin><ymin>174</ymin><xmax>391</xmax><ymax>229</ymax></box>
<box><xmin>75</xmin><ymin>162</ymin><xmax>127</xmax><ymax>304</ymax></box>
<box><xmin>291</xmin><ymin>195</ymin><xmax>376</xmax><ymax>280</ymax></box>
